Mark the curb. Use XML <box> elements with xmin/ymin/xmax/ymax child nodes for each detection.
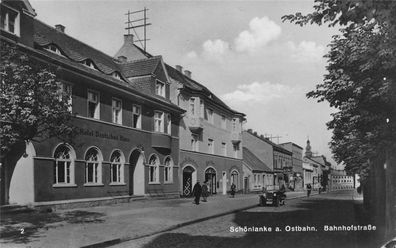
<box><xmin>80</xmin><ymin>192</ymin><xmax>313</xmax><ymax>248</ymax></box>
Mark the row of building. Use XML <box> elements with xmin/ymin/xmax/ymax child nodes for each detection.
<box><xmin>1</xmin><ymin>0</ymin><xmax>350</xmax><ymax>206</ymax></box>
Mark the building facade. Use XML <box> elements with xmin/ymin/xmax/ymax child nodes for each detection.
<box><xmin>2</xmin><ymin>0</ymin><xmax>184</xmax><ymax>205</ymax></box>
<box><xmin>279</xmin><ymin>142</ymin><xmax>304</xmax><ymax>191</ymax></box>
<box><xmin>329</xmin><ymin>170</ymin><xmax>355</xmax><ymax>191</ymax></box>
<box><xmin>166</xmin><ymin>65</ymin><xmax>245</xmax><ymax>196</ymax></box>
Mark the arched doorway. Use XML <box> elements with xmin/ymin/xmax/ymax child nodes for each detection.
<box><xmin>205</xmin><ymin>167</ymin><xmax>217</xmax><ymax>194</ymax></box>
<box><xmin>231</xmin><ymin>170</ymin><xmax>239</xmax><ymax>190</ymax></box>
<box><xmin>182</xmin><ymin>165</ymin><xmax>196</xmax><ymax>197</ymax></box>
<box><xmin>129</xmin><ymin>149</ymin><xmax>145</xmax><ymax>195</ymax></box>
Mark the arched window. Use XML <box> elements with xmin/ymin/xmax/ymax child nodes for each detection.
<box><xmin>149</xmin><ymin>155</ymin><xmax>159</xmax><ymax>183</ymax></box>
<box><xmin>53</xmin><ymin>144</ymin><xmax>75</xmax><ymax>185</ymax></box>
<box><xmin>110</xmin><ymin>150</ymin><xmax>124</xmax><ymax>184</ymax></box>
<box><xmin>231</xmin><ymin>170</ymin><xmax>239</xmax><ymax>189</ymax></box>
<box><xmin>85</xmin><ymin>147</ymin><xmax>102</xmax><ymax>184</ymax></box>
<box><xmin>164</xmin><ymin>157</ymin><xmax>173</xmax><ymax>183</ymax></box>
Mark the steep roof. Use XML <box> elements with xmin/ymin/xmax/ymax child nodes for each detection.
<box><xmin>244</xmin><ymin>130</ymin><xmax>292</xmax><ymax>155</ymax></box>
<box><xmin>243</xmin><ymin>147</ymin><xmax>272</xmax><ymax>172</ymax></box>
<box><xmin>165</xmin><ymin>64</ymin><xmax>245</xmax><ymax>117</ymax></box>
<box><xmin>34</xmin><ymin>19</ymin><xmax>121</xmax><ymax>75</ymax></box>
<box><xmin>121</xmin><ymin>56</ymin><xmax>162</xmax><ymax>78</ymax></box>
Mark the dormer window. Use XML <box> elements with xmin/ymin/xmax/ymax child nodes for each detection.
<box><xmin>112</xmin><ymin>72</ymin><xmax>122</xmax><ymax>80</ymax></box>
<box><xmin>44</xmin><ymin>44</ymin><xmax>64</xmax><ymax>56</ymax></box>
<box><xmin>0</xmin><ymin>5</ymin><xmax>20</xmax><ymax>36</ymax></box>
<box><xmin>83</xmin><ymin>60</ymin><xmax>97</xmax><ymax>70</ymax></box>
<box><xmin>155</xmin><ymin>81</ymin><xmax>165</xmax><ymax>97</ymax></box>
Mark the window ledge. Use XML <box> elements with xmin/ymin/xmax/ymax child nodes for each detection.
<box><xmin>164</xmin><ymin>181</ymin><xmax>173</xmax><ymax>185</ymax></box>
<box><xmin>148</xmin><ymin>182</ymin><xmax>161</xmax><ymax>185</ymax></box>
<box><xmin>83</xmin><ymin>183</ymin><xmax>104</xmax><ymax>187</ymax></box>
<box><xmin>53</xmin><ymin>183</ymin><xmax>77</xmax><ymax>188</ymax></box>
<box><xmin>109</xmin><ymin>182</ymin><xmax>126</xmax><ymax>186</ymax></box>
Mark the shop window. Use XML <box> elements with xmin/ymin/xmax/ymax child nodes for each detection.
<box><xmin>164</xmin><ymin>157</ymin><xmax>173</xmax><ymax>183</ymax></box>
<box><xmin>85</xmin><ymin>147</ymin><xmax>102</xmax><ymax>184</ymax></box>
<box><xmin>132</xmin><ymin>104</ymin><xmax>141</xmax><ymax>129</ymax></box>
<box><xmin>149</xmin><ymin>155</ymin><xmax>159</xmax><ymax>183</ymax></box>
<box><xmin>87</xmin><ymin>90</ymin><xmax>100</xmax><ymax>119</ymax></box>
<box><xmin>0</xmin><ymin>5</ymin><xmax>19</xmax><ymax>36</ymax></box>
<box><xmin>112</xmin><ymin>98</ymin><xmax>122</xmax><ymax>124</ymax></box>
<box><xmin>53</xmin><ymin>144</ymin><xmax>75</xmax><ymax>185</ymax></box>
<box><xmin>110</xmin><ymin>150</ymin><xmax>124</xmax><ymax>184</ymax></box>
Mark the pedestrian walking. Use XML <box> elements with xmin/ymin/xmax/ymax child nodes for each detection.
<box><xmin>230</xmin><ymin>183</ymin><xmax>236</xmax><ymax>198</ymax></box>
<box><xmin>307</xmin><ymin>183</ymin><xmax>312</xmax><ymax>197</ymax></box>
<box><xmin>201</xmin><ymin>181</ymin><xmax>209</xmax><ymax>202</ymax></box>
<box><xmin>192</xmin><ymin>181</ymin><xmax>202</xmax><ymax>205</ymax></box>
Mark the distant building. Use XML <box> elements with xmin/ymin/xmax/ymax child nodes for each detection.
<box><xmin>279</xmin><ymin>142</ymin><xmax>304</xmax><ymax>191</ymax></box>
<box><xmin>303</xmin><ymin>140</ymin><xmax>329</xmax><ymax>190</ymax></box>
<box><xmin>329</xmin><ymin>169</ymin><xmax>354</xmax><ymax>191</ymax></box>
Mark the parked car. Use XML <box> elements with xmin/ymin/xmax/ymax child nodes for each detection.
<box><xmin>258</xmin><ymin>185</ymin><xmax>286</xmax><ymax>207</ymax></box>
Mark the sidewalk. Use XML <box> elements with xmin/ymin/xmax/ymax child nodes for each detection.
<box><xmin>0</xmin><ymin>191</ymin><xmax>309</xmax><ymax>248</ymax></box>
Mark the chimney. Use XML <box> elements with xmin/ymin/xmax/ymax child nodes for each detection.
<box><xmin>55</xmin><ymin>24</ymin><xmax>65</xmax><ymax>33</ymax></box>
<box><xmin>184</xmin><ymin>70</ymin><xmax>192</xmax><ymax>78</ymax></box>
<box><xmin>124</xmin><ymin>34</ymin><xmax>134</xmax><ymax>44</ymax></box>
<box><xmin>117</xmin><ymin>56</ymin><xmax>127</xmax><ymax>63</ymax></box>
<box><xmin>175</xmin><ymin>65</ymin><xmax>183</xmax><ymax>72</ymax></box>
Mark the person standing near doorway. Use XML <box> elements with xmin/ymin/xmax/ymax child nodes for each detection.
<box><xmin>192</xmin><ymin>181</ymin><xmax>202</xmax><ymax>205</ymax></box>
<box><xmin>230</xmin><ymin>183</ymin><xmax>236</xmax><ymax>198</ymax></box>
<box><xmin>307</xmin><ymin>183</ymin><xmax>312</xmax><ymax>197</ymax></box>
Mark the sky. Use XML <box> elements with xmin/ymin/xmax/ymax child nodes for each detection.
<box><xmin>29</xmin><ymin>0</ymin><xmax>341</xmax><ymax>168</ymax></box>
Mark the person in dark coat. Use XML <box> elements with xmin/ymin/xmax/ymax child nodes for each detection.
<box><xmin>201</xmin><ymin>181</ymin><xmax>209</xmax><ymax>202</ymax></box>
<box><xmin>192</xmin><ymin>181</ymin><xmax>202</xmax><ymax>205</ymax></box>
<box><xmin>230</xmin><ymin>183</ymin><xmax>236</xmax><ymax>198</ymax></box>
<box><xmin>306</xmin><ymin>183</ymin><xmax>312</xmax><ymax>197</ymax></box>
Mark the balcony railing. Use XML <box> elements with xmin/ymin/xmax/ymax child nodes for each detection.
<box><xmin>188</xmin><ymin>116</ymin><xmax>204</xmax><ymax>133</ymax></box>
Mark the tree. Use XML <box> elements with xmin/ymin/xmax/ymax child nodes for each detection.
<box><xmin>282</xmin><ymin>1</ymin><xmax>396</xmax><ymax>180</ymax></box>
<box><xmin>0</xmin><ymin>41</ymin><xmax>75</xmax><ymax>203</ymax></box>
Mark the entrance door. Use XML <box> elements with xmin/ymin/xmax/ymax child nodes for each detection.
<box><xmin>129</xmin><ymin>150</ymin><xmax>145</xmax><ymax>195</ymax></box>
<box><xmin>205</xmin><ymin>168</ymin><xmax>217</xmax><ymax>194</ymax></box>
<box><xmin>183</xmin><ymin>166</ymin><xmax>195</xmax><ymax>196</ymax></box>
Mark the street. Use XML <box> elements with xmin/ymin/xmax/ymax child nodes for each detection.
<box><xmin>113</xmin><ymin>191</ymin><xmax>378</xmax><ymax>248</ymax></box>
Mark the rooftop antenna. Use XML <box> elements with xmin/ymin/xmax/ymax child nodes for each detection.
<box><xmin>125</xmin><ymin>7</ymin><xmax>151</xmax><ymax>51</ymax></box>
<box><xmin>264</xmin><ymin>134</ymin><xmax>282</xmax><ymax>144</ymax></box>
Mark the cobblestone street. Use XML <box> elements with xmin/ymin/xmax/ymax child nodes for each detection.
<box><xmin>113</xmin><ymin>191</ymin><xmax>378</xmax><ymax>248</ymax></box>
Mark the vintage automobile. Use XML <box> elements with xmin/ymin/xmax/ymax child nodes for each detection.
<box><xmin>258</xmin><ymin>185</ymin><xmax>286</xmax><ymax>207</ymax></box>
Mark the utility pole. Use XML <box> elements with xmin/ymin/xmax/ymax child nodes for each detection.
<box><xmin>125</xmin><ymin>7</ymin><xmax>151</xmax><ymax>51</ymax></box>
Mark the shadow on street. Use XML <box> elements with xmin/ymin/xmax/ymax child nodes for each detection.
<box><xmin>141</xmin><ymin>195</ymin><xmax>380</xmax><ymax>248</ymax></box>
<box><xmin>0</xmin><ymin>209</ymin><xmax>105</xmax><ymax>244</ymax></box>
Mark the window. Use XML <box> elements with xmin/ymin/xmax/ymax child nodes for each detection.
<box><xmin>53</xmin><ymin>144</ymin><xmax>75</xmax><ymax>185</ymax></box>
<box><xmin>189</xmin><ymin>98</ymin><xmax>195</xmax><ymax>116</ymax></box>
<box><xmin>154</xmin><ymin>111</ymin><xmax>164</xmax><ymax>132</ymax></box>
<box><xmin>132</xmin><ymin>104</ymin><xmax>141</xmax><ymax>129</ymax></box>
<box><xmin>199</xmin><ymin>99</ymin><xmax>204</xmax><ymax>118</ymax></box>
<box><xmin>164</xmin><ymin>157</ymin><xmax>173</xmax><ymax>183</ymax></box>
<box><xmin>87</xmin><ymin>90</ymin><xmax>100</xmax><ymax>119</ymax></box>
<box><xmin>60</xmin><ymin>83</ymin><xmax>72</xmax><ymax>112</ymax></box>
<box><xmin>206</xmin><ymin>108</ymin><xmax>214</xmax><ymax>124</ymax></box>
<box><xmin>191</xmin><ymin>134</ymin><xmax>199</xmax><ymax>152</ymax></box>
<box><xmin>110</xmin><ymin>150</ymin><xmax>124</xmax><ymax>184</ymax></box>
<box><xmin>83</xmin><ymin>60</ymin><xmax>97</xmax><ymax>70</ymax></box>
<box><xmin>112</xmin><ymin>98</ymin><xmax>122</xmax><ymax>124</ymax></box>
<box><xmin>149</xmin><ymin>155</ymin><xmax>159</xmax><ymax>183</ymax></box>
<box><xmin>221</xmin><ymin>142</ymin><xmax>227</xmax><ymax>156</ymax></box>
<box><xmin>44</xmin><ymin>44</ymin><xmax>64</xmax><ymax>56</ymax></box>
<box><xmin>208</xmin><ymin>139</ymin><xmax>214</xmax><ymax>154</ymax></box>
<box><xmin>0</xmin><ymin>5</ymin><xmax>19</xmax><ymax>36</ymax></box>
<box><xmin>221</xmin><ymin>115</ymin><xmax>226</xmax><ymax>129</ymax></box>
<box><xmin>167</xmin><ymin>113</ymin><xmax>171</xmax><ymax>135</ymax></box>
<box><xmin>112</xmin><ymin>72</ymin><xmax>122</xmax><ymax>80</ymax></box>
<box><xmin>233</xmin><ymin>143</ymin><xmax>240</xmax><ymax>158</ymax></box>
<box><xmin>85</xmin><ymin>147</ymin><xmax>102</xmax><ymax>184</ymax></box>
<box><xmin>155</xmin><ymin>81</ymin><xmax>165</xmax><ymax>97</ymax></box>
